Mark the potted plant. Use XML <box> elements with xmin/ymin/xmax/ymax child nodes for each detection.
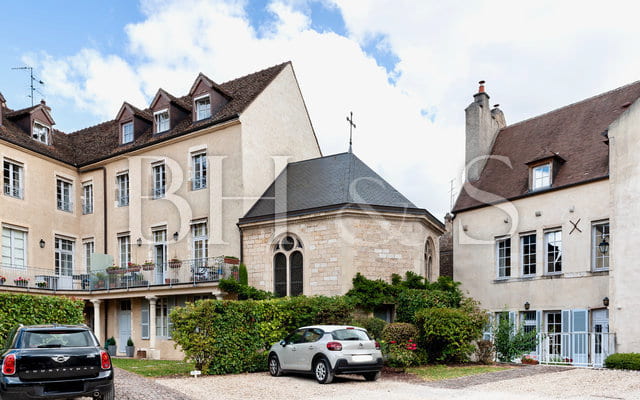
<box><xmin>0</xmin><ymin>275</ymin><xmax>6</xmax><ymax>285</ymax></box>
<box><xmin>127</xmin><ymin>262</ymin><xmax>141</xmax><ymax>272</ymax></box>
<box><xmin>93</xmin><ymin>272</ymin><xmax>107</xmax><ymax>289</ymax></box>
<box><xmin>142</xmin><ymin>260</ymin><xmax>155</xmax><ymax>271</ymax></box>
<box><xmin>105</xmin><ymin>337</ymin><xmax>117</xmax><ymax>356</ymax></box>
<box><xmin>230</xmin><ymin>265</ymin><xmax>239</xmax><ymax>280</ymax></box>
<box><xmin>168</xmin><ymin>258</ymin><xmax>182</xmax><ymax>269</ymax></box>
<box><xmin>14</xmin><ymin>277</ymin><xmax>29</xmax><ymax>287</ymax></box>
<box><xmin>35</xmin><ymin>281</ymin><xmax>47</xmax><ymax>289</ymax></box>
<box><xmin>106</xmin><ymin>265</ymin><xmax>123</xmax><ymax>274</ymax></box>
<box><xmin>224</xmin><ymin>255</ymin><xmax>240</xmax><ymax>265</ymax></box>
<box><xmin>125</xmin><ymin>337</ymin><xmax>135</xmax><ymax>358</ymax></box>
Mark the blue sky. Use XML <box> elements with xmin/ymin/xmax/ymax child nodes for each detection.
<box><xmin>2</xmin><ymin>0</ymin><xmax>640</xmax><ymax>218</ymax></box>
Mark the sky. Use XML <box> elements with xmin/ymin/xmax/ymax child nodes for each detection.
<box><xmin>2</xmin><ymin>0</ymin><xmax>640</xmax><ymax>220</ymax></box>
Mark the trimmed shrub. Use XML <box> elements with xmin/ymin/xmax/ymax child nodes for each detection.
<box><xmin>416</xmin><ymin>307</ymin><xmax>485</xmax><ymax>363</ymax></box>
<box><xmin>353</xmin><ymin>317</ymin><xmax>388</xmax><ymax>339</ymax></box>
<box><xmin>0</xmin><ymin>294</ymin><xmax>84</xmax><ymax>344</ymax></box>
<box><xmin>605</xmin><ymin>353</ymin><xmax>640</xmax><ymax>370</ymax></box>
<box><xmin>238</xmin><ymin>263</ymin><xmax>248</xmax><ymax>285</ymax></box>
<box><xmin>381</xmin><ymin>322</ymin><xmax>419</xmax><ymax>343</ymax></box>
<box><xmin>395</xmin><ymin>288</ymin><xmax>462</xmax><ymax>323</ymax></box>
<box><xmin>218</xmin><ymin>278</ymin><xmax>272</xmax><ymax>300</ymax></box>
<box><xmin>170</xmin><ymin>296</ymin><xmax>354</xmax><ymax>374</ymax></box>
<box><xmin>345</xmin><ymin>273</ymin><xmax>396</xmax><ymax>311</ymax></box>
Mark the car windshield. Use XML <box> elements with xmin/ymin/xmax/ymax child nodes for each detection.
<box><xmin>23</xmin><ymin>330</ymin><xmax>96</xmax><ymax>348</ymax></box>
<box><xmin>331</xmin><ymin>329</ymin><xmax>371</xmax><ymax>341</ymax></box>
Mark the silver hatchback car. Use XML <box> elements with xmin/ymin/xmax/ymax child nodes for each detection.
<box><xmin>268</xmin><ymin>325</ymin><xmax>383</xmax><ymax>384</ymax></box>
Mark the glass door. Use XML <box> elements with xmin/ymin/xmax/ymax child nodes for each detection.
<box><xmin>153</xmin><ymin>230</ymin><xmax>166</xmax><ymax>284</ymax></box>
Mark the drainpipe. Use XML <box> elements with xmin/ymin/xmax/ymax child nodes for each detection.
<box><xmin>80</xmin><ymin>166</ymin><xmax>108</xmax><ymax>253</ymax></box>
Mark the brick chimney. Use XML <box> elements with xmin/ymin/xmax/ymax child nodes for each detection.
<box><xmin>464</xmin><ymin>81</ymin><xmax>506</xmax><ymax>181</ymax></box>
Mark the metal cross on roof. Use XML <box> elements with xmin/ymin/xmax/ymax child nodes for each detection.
<box><xmin>346</xmin><ymin>111</ymin><xmax>356</xmax><ymax>153</ymax></box>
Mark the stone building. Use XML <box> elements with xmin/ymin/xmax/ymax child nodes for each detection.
<box><xmin>238</xmin><ymin>152</ymin><xmax>445</xmax><ymax>297</ymax></box>
<box><xmin>452</xmin><ymin>80</ymin><xmax>640</xmax><ymax>366</ymax></box>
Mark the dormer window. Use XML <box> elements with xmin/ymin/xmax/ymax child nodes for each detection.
<box><xmin>154</xmin><ymin>109</ymin><xmax>169</xmax><ymax>133</ymax></box>
<box><xmin>195</xmin><ymin>95</ymin><xmax>211</xmax><ymax>120</ymax></box>
<box><xmin>122</xmin><ymin>122</ymin><xmax>134</xmax><ymax>144</ymax></box>
<box><xmin>32</xmin><ymin>122</ymin><xmax>49</xmax><ymax>144</ymax></box>
<box><xmin>531</xmin><ymin>163</ymin><xmax>551</xmax><ymax>190</ymax></box>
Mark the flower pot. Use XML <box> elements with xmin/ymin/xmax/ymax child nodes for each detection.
<box><xmin>168</xmin><ymin>261</ymin><xmax>182</xmax><ymax>269</ymax></box>
<box><xmin>107</xmin><ymin>345</ymin><xmax>117</xmax><ymax>357</ymax></box>
<box><xmin>224</xmin><ymin>257</ymin><xmax>240</xmax><ymax>265</ymax></box>
<box><xmin>14</xmin><ymin>280</ymin><xmax>28</xmax><ymax>287</ymax></box>
<box><xmin>142</xmin><ymin>264</ymin><xmax>155</xmax><ymax>271</ymax></box>
<box><xmin>0</xmin><ymin>279</ymin><xmax>5</xmax><ymax>285</ymax></box>
<box><xmin>126</xmin><ymin>346</ymin><xmax>135</xmax><ymax>358</ymax></box>
<box><xmin>127</xmin><ymin>266</ymin><xmax>141</xmax><ymax>273</ymax></box>
<box><xmin>107</xmin><ymin>269</ymin><xmax>123</xmax><ymax>275</ymax></box>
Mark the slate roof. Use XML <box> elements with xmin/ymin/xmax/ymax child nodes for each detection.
<box><xmin>0</xmin><ymin>62</ymin><xmax>290</xmax><ymax>166</ymax></box>
<box><xmin>240</xmin><ymin>152</ymin><xmax>444</xmax><ymax>230</ymax></box>
<box><xmin>453</xmin><ymin>80</ymin><xmax>640</xmax><ymax>213</ymax></box>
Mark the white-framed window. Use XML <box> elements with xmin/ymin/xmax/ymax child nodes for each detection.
<box><xmin>122</xmin><ymin>122</ymin><xmax>134</xmax><ymax>144</ymax></box>
<box><xmin>82</xmin><ymin>183</ymin><xmax>93</xmax><ymax>214</ymax></box>
<box><xmin>192</xmin><ymin>153</ymin><xmax>207</xmax><ymax>190</ymax></box>
<box><xmin>32</xmin><ymin>122</ymin><xmax>49</xmax><ymax>144</ymax></box>
<box><xmin>195</xmin><ymin>95</ymin><xmax>211</xmax><ymax>120</ymax></box>
<box><xmin>3</xmin><ymin>160</ymin><xmax>23</xmax><ymax>199</ymax></box>
<box><xmin>141</xmin><ymin>300</ymin><xmax>150</xmax><ymax>339</ymax></box>
<box><xmin>116</xmin><ymin>172</ymin><xmax>129</xmax><ymax>207</ymax></box>
<box><xmin>118</xmin><ymin>235</ymin><xmax>131</xmax><ymax>268</ymax></box>
<box><xmin>56</xmin><ymin>178</ymin><xmax>73</xmax><ymax>212</ymax></box>
<box><xmin>521</xmin><ymin>233</ymin><xmax>536</xmax><ymax>276</ymax></box>
<box><xmin>521</xmin><ymin>311</ymin><xmax>537</xmax><ymax>334</ymax></box>
<box><xmin>54</xmin><ymin>237</ymin><xmax>74</xmax><ymax>276</ymax></box>
<box><xmin>532</xmin><ymin>163</ymin><xmax>551</xmax><ymax>190</ymax></box>
<box><xmin>496</xmin><ymin>237</ymin><xmax>511</xmax><ymax>278</ymax></box>
<box><xmin>192</xmin><ymin>222</ymin><xmax>208</xmax><ymax>264</ymax></box>
<box><xmin>153</xmin><ymin>164</ymin><xmax>166</xmax><ymax>199</ymax></box>
<box><xmin>592</xmin><ymin>221</ymin><xmax>610</xmax><ymax>271</ymax></box>
<box><xmin>156</xmin><ymin>297</ymin><xmax>176</xmax><ymax>338</ymax></box>
<box><xmin>546</xmin><ymin>312</ymin><xmax>562</xmax><ymax>356</ymax></box>
<box><xmin>83</xmin><ymin>240</ymin><xmax>94</xmax><ymax>273</ymax></box>
<box><xmin>154</xmin><ymin>109</ymin><xmax>169</xmax><ymax>133</ymax></box>
<box><xmin>2</xmin><ymin>226</ymin><xmax>26</xmax><ymax>268</ymax></box>
<box><xmin>545</xmin><ymin>230</ymin><xmax>562</xmax><ymax>274</ymax></box>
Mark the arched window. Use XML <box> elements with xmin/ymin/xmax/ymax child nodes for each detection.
<box><xmin>424</xmin><ymin>237</ymin><xmax>435</xmax><ymax>282</ymax></box>
<box><xmin>273</xmin><ymin>235</ymin><xmax>304</xmax><ymax>296</ymax></box>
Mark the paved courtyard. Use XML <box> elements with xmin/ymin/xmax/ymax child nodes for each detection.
<box><xmin>138</xmin><ymin>366</ymin><xmax>640</xmax><ymax>400</ymax></box>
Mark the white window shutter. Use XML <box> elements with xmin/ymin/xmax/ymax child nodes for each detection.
<box><xmin>561</xmin><ymin>310</ymin><xmax>571</xmax><ymax>359</ymax></box>
<box><xmin>141</xmin><ymin>301</ymin><xmax>149</xmax><ymax>339</ymax></box>
<box><xmin>535</xmin><ymin>310</ymin><xmax>542</xmax><ymax>357</ymax></box>
<box><xmin>572</xmin><ymin>309</ymin><xmax>588</xmax><ymax>366</ymax></box>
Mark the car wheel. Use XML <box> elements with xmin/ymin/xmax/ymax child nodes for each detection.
<box><xmin>363</xmin><ymin>371</ymin><xmax>381</xmax><ymax>381</ymax></box>
<box><xmin>268</xmin><ymin>354</ymin><xmax>283</xmax><ymax>377</ymax></box>
<box><xmin>313</xmin><ymin>358</ymin><xmax>334</xmax><ymax>384</ymax></box>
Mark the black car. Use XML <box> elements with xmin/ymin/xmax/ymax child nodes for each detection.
<box><xmin>0</xmin><ymin>324</ymin><xmax>114</xmax><ymax>400</ymax></box>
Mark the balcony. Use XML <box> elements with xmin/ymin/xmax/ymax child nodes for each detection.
<box><xmin>0</xmin><ymin>256</ymin><xmax>235</xmax><ymax>293</ymax></box>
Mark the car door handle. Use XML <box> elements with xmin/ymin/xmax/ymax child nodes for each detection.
<box><xmin>308</xmin><ymin>346</ymin><xmax>314</xmax><ymax>350</ymax></box>
<box><xmin>291</xmin><ymin>348</ymin><xmax>296</xmax><ymax>351</ymax></box>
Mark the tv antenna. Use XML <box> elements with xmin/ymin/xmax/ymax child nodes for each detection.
<box><xmin>12</xmin><ymin>66</ymin><xmax>45</xmax><ymax>106</ymax></box>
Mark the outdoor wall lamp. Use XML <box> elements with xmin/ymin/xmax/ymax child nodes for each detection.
<box><xmin>39</xmin><ymin>239</ymin><xmax>45</xmax><ymax>248</ymax></box>
<box><xmin>599</xmin><ymin>237</ymin><xmax>609</xmax><ymax>254</ymax></box>
<box><xmin>137</xmin><ymin>238</ymin><xmax>142</xmax><ymax>247</ymax></box>
<box><xmin>603</xmin><ymin>297</ymin><xmax>610</xmax><ymax>307</ymax></box>
<box><xmin>173</xmin><ymin>232</ymin><xmax>179</xmax><ymax>241</ymax></box>
<box><xmin>524</xmin><ymin>301</ymin><xmax>530</xmax><ymax>310</ymax></box>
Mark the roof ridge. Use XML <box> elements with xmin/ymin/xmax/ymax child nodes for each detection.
<box><xmin>286</xmin><ymin>152</ymin><xmax>350</xmax><ymax>166</ymax></box>
<box><xmin>504</xmin><ymin>79</ymin><xmax>640</xmax><ymax>130</ymax></box>
<box><xmin>220</xmin><ymin>61</ymin><xmax>290</xmax><ymax>86</ymax></box>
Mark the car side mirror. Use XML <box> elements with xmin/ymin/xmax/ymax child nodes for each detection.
<box><xmin>280</xmin><ymin>340</ymin><xmax>287</xmax><ymax>347</ymax></box>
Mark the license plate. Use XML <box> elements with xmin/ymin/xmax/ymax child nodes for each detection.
<box><xmin>352</xmin><ymin>355</ymin><xmax>372</xmax><ymax>362</ymax></box>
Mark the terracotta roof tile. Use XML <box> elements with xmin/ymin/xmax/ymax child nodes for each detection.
<box><xmin>453</xmin><ymin>80</ymin><xmax>640</xmax><ymax>213</ymax></box>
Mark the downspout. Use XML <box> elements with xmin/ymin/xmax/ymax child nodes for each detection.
<box><xmin>80</xmin><ymin>166</ymin><xmax>108</xmax><ymax>253</ymax></box>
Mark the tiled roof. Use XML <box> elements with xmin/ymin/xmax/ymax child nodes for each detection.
<box><xmin>0</xmin><ymin>62</ymin><xmax>290</xmax><ymax>166</ymax></box>
<box><xmin>453</xmin><ymin>80</ymin><xmax>640</xmax><ymax>213</ymax></box>
<box><xmin>240</xmin><ymin>152</ymin><xmax>444</xmax><ymax>230</ymax></box>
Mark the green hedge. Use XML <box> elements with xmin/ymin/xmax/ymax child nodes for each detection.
<box><xmin>605</xmin><ymin>353</ymin><xmax>640</xmax><ymax>370</ymax></box>
<box><xmin>170</xmin><ymin>296</ymin><xmax>353</xmax><ymax>374</ymax></box>
<box><xmin>0</xmin><ymin>294</ymin><xmax>84</xmax><ymax>344</ymax></box>
<box><xmin>415</xmin><ymin>306</ymin><xmax>485</xmax><ymax>363</ymax></box>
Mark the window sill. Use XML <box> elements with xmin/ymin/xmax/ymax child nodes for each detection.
<box><xmin>493</xmin><ymin>270</ymin><xmax>608</xmax><ymax>284</ymax></box>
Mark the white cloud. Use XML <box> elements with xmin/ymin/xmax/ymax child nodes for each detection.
<box><xmin>30</xmin><ymin>0</ymin><xmax>640</xmax><ymax>219</ymax></box>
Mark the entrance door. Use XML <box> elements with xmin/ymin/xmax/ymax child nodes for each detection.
<box><xmin>118</xmin><ymin>300</ymin><xmax>132</xmax><ymax>353</ymax></box>
<box><xmin>153</xmin><ymin>230</ymin><xmax>167</xmax><ymax>284</ymax></box>
<box><xmin>547</xmin><ymin>312</ymin><xmax>562</xmax><ymax>359</ymax></box>
<box><xmin>592</xmin><ymin>309</ymin><xmax>609</xmax><ymax>367</ymax></box>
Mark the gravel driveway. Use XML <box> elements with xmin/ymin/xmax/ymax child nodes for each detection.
<box><xmin>151</xmin><ymin>367</ymin><xmax>640</xmax><ymax>400</ymax></box>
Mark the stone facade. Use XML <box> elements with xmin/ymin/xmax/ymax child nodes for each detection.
<box><xmin>241</xmin><ymin>209</ymin><xmax>443</xmax><ymax>296</ymax></box>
